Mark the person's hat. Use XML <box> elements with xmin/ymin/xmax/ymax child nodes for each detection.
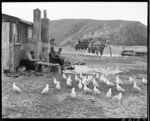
<box><xmin>50</xmin><ymin>46</ymin><xmax>54</xmax><ymax>49</ymax></box>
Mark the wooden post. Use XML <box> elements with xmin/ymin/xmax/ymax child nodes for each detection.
<box><xmin>109</xmin><ymin>44</ymin><xmax>112</xmax><ymax>57</ymax></box>
<box><xmin>106</xmin><ymin>36</ymin><xmax>112</xmax><ymax>57</ymax></box>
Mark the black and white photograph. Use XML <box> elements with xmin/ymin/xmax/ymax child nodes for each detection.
<box><xmin>2</xmin><ymin>2</ymin><xmax>148</xmax><ymax>119</ymax></box>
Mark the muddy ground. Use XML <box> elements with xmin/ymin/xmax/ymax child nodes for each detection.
<box><xmin>2</xmin><ymin>53</ymin><xmax>147</xmax><ymax>118</ymax></box>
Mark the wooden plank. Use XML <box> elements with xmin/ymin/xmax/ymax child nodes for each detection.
<box><xmin>14</xmin><ymin>45</ymin><xmax>21</xmax><ymax>70</ymax></box>
<box><xmin>2</xmin><ymin>22</ymin><xmax>10</xmax><ymax>71</ymax></box>
<box><xmin>9</xmin><ymin>23</ymin><xmax>15</xmax><ymax>70</ymax></box>
<box><xmin>20</xmin><ymin>23</ymin><xmax>28</xmax><ymax>44</ymax></box>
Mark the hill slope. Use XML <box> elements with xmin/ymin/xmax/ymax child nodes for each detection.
<box><xmin>49</xmin><ymin>19</ymin><xmax>147</xmax><ymax>46</ymax></box>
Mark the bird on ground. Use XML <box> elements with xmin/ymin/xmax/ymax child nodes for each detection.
<box><xmin>106</xmin><ymin>88</ymin><xmax>112</xmax><ymax>98</ymax></box>
<box><xmin>13</xmin><ymin>83</ymin><xmax>21</xmax><ymax>92</ymax></box>
<box><xmin>106</xmin><ymin>79</ymin><xmax>114</xmax><ymax>86</ymax></box>
<box><xmin>129</xmin><ymin>77</ymin><xmax>135</xmax><ymax>83</ymax></box>
<box><xmin>82</xmin><ymin>76</ymin><xmax>87</xmax><ymax>85</ymax></box>
<box><xmin>89</xmin><ymin>75</ymin><xmax>94</xmax><ymax>79</ymax></box>
<box><xmin>100</xmin><ymin>75</ymin><xmax>107</xmax><ymax>83</ymax></box>
<box><xmin>92</xmin><ymin>78</ymin><xmax>99</xmax><ymax>87</ymax></box>
<box><xmin>116</xmin><ymin>83</ymin><xmax>125</xmax><ymax>92</ymax></box>
<box><xmin>83</xmin><ymin>84</ymin><xmax>92</xmax><ymax>92</ymax></box>
<box><xmin>87</xmin><ymin>75</ymin><xmax>93</xmax><ymax>83</ymax></box>
<box><xmin>53</xmin><ymin>78</ymin><xmax>59</xmax><ymax>84</ymax></box>
<box><xmin>133</xmin><ymin>81</ymin><xmax>141</xmax><ymax>91</ymax></box>
<box><xmin>71</xmin><ymin>87</ymin><xmax>76</xmax><ymax>98</ymax></box>
<box><xmin>63</xmin><ymin>73</ymin><xmax>67</xmax><ymax>79</ymax></box>
<box><xmin>84</xmin><ymin>76</ymin><xmax>91</xmax><ymax>85</ymax></box>
<box><xmin>116</xmin><ymin>75</ymin><xmax>123</xmax><ymax>84</ymax></box>
<box><xmin>80</xmin><ymin>73</ymin><xmax>83</xmax><ymax>78</ymax></box>
<box><xmin>93</xmin><ymin>86</ymin><xmax>101</xmax><ymax>94</ymax></box>
<box><xmin>100</xmin><ymin>74</ymin><xmax>104</xmax><ymax>81</ymax></box>
<box><xmin>95</xmin><ymin>73</ymin><xmax>99</xmax><ymax>78</ymax></box>
<box><xmin>78</xmin><ymin>79</ymin><xmax>83</xmax><ymax>90</ymax></box>
<box><xmin>68</xmin><ymin>75</ymin><xmax>72</xmax><ymax>83</ymax></box>
<box><xmin>87</xmin><ymin>75</ymin><xmax>90</xmax><ymax>81</ymax></box>
<box><xmin>142</xmin><ymin>77</ymin><xmax>147</xmax><ymax>84</ymax></box>
<box><xmin>75</xmin><ymin>75</ymin><xmax>81</xmax><ymax>81</ymax></box>
<box><xmin>113</xmin><ymin>93</ymin><xmax>122</xmax><ymax>100</ymax></box>
<box><xmin>41</xmin><ymin>84</ymin><xmax>49</xmax><ymax>94</ymax></box>
<box><xmin>66</xmin><ymin>76</ymin><xmax>72</xmax><ymax>86</ymax></box>
<box><xmin>56</xmin><ymin>81</ymin><xmax>61</xmax><ymax>89</ymax></box>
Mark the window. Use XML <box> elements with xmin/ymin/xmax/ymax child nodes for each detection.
<box><xmin>28</xmin><ymin>27</ymin><xmax>33</xmax><ymax>39</ymax></box>
<box><xmin>14</xmin><ymin>23</ymin><xmax>19</xmax><ymax>44</ymax></box>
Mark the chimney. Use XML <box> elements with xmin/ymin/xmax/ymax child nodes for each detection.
<box><xmin>33</xmin><ymin>8</ymin><xmax>42</xmax><ymax>59</ymax></box>
<box><xmin>44</xmin><ymin>10</ymin><xmax>47</xmax><ymax>18</ymax></box>
<box><xmin>41</xmin><ymin>9</ymin><xmax>50</xmax><ymax>62</ymax></box>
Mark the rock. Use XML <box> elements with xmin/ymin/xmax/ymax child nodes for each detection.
<box><xmin>18</xmin><ymin>66</ymin><xmax>26</xmax><ymax>72</ymax></box>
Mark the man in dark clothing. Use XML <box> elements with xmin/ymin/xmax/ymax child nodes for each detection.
<box><xmin>20</xmin><ymin>51</ymin><xmax>41</xmax><ymax>71</ymax></box>
<box><xmin>49</xmin><ymin>46</ymin><xmax>65</xmax><ymax>70</ymax></box>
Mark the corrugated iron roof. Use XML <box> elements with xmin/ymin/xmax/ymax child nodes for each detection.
<box><xmin>2</xmin><ymin>13</ymin><xmax>33</xmax><ymax>26</ymax></box>
<box><xmin>19</xmin><ymin>18</ymin><xmax>33</xmax><ymax>26</ymax></box>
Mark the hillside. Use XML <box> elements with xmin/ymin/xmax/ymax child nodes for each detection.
<box><xmin>49</xmin><ymin>19</ymin><xmax>147</xmax><ymax>47</ymax></box>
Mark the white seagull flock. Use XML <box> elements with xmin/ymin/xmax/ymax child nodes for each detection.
<box><xmin>12</xmin><ymin>71</ymin><xmax>146</xmax><ymax>101</ymax></box>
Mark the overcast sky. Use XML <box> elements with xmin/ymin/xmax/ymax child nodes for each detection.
<box><xmin>2</xmin><ymin>2</ymin><xmax>148</xmax><ymax>26</ymax></box>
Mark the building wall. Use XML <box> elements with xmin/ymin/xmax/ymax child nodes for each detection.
<box><xmin>9</xmin><ymin>23</ymin><xmax>15</xmax><ymax>70</ymax></box>
<box><xmin>2</xmin><ymin>13</ymin><xmax>43</xmax><ymax>71</ymax></box>
<box><xmin>2</xmin><ymin>22</ymin><xmax>10</xmax><ymax>71</ymax></box>
<box><xmin>28</xmin><ymin>26</ymin><xmax>33</xmax><ymax>39</ymax></box>
<box><xmin>2</xmin><ymin>20</ymin><xmax>34</xmax><ymax>71</ymax></box>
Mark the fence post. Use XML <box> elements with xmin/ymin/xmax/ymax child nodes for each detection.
<box><xmin>109</xmin><ymin>44</ymin><xmax>112</xmax><ymax>57</ymax></box>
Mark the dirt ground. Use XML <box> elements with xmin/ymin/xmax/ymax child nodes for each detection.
<box><xmin>2</xmin><ymin>53</ymin><xmax>147</xmax><ymax>118</ymax></box>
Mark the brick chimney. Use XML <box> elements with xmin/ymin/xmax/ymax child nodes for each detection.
<box><xmin>33</xmin><ymin>8</ymin><xmax>42</xmax><ymax>59</ymax></box>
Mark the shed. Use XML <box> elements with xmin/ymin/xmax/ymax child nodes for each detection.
<box><xmin>2</xmin><ymin>13</ymin><xmax>36</xmax><ymax>71</ymax></box>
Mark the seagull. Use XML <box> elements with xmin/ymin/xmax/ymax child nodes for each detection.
<box><xmin>92</xmin><ymin>78</ymin><xmax>99</xmax><ymax>87</ymax></box>
<box><xmin>56</xmin><ymin>81</ymin><xmax>61</xmax><ymax>89</ymax></box>
<box><xmin>78</xmin><ymin>79</ymin><xmax>83</xmax><ymax>89</ymax></box>
<box><xmin>133</xmin><ymin>81</ymin><xmax>141</xmax><ymax>91</ymax></box>
<box><xmin>83</xmin><ymin>84</ymin><xmax>92</xmax><ymax>92</ymax></box>
<box><xmin>100</xmin><ymin>74</ymin><xmax>104</xmax><ymax>81</ymax></box>
<box><xmin>106</xmin><ymin>79</ymin><xmax>114</xmax><ymax>86</ymax></box>
<box><xmin>129</xmin><ymin>77</ymin><xmax>135</xmax><ymax>83</ymax></box>
<box><xmin>63</xmin><ymin>73</ymin><xmax>67</xmax><ymax>79</ymax></box>
<box><xmin>75</xmin><ymin>75</ymin><xmax>81</xmax><ymax>81</ymax></box>
<box><xmin>82</xmin><ymin>76</ymin><xmax>87</xmax><ymax>85</ymax></box>
<box><xmin>71</xmin><ymin>87</ymin><xmax>76</xmax><ymax>98</ymax></box>
<box><xmin>106</xmin><ymin>88</ymin><xmax>112</xmax><ymax>97</ymax></box>
<box><xmin>89</xmin><ymin>75</ymin><xmax>94</xmax><ymax>80</ymax></box>
<box><xmin>116</xmin><ymin>83</ymin><xmax>125</xmax><ymax>92</ymax></box>
<box><xmin>66</xmin><ymin>77</ymin><xmax>72</xmax><ymax>86</ymax></box>
<box><xmin>80</xmin><ymin>73</ymin><xmax>83</xmax><ymax>78</ymax></box>
<box><xmin>113</xmin><ymin>93</ymin><xmax>122</xmax><ymax>100</ymax></box>
<box><xmin>86</xmin><ymin>75</ymin><xmax>93</xmax><ymax>83</ymax></box>
<box><xmin>93</xmin><ymin>86</ymin><xmax>101</xmax><ymax>94</ymax></box>
<box><xmin>95</xmin><ymin>73</ymin><xmax>99</xmax><ymax>78</ymax></box>
<box><xmin>142</xmin><ymin>77</ymin><xmax>147</xmax><ymax>84</ymax></box>
<box><xmin>41</xmin><ymin>84</ymin><xmax>49</xmax><ymax>94</ymax></box>
<box><xmin>68</xmin><ymin>75</ymin><xmax>72</xmax><ymax>83</ymax></box>
<box><xmin>86</xmin><ymin>75</ymin><xmax>90</xmax><ymax>81</ymax></box>
<box><xmin>116</xmin><ymin>75</ymin><xmax>123</xmax><ymax>84</ymax></box>
<box><xmin>100</xmin><ymin>75</ymin><xmax>107</xmax><ymax>83</ymax></box>
<box><xmin>13</xmin><ymin>83</ymin><xmax>21</xmax><ymax>92</ymax></box>
<box><xmin>53</xmin><ymin>78</ymin><xmax>58</xmax><ymax>84</ymax></box>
